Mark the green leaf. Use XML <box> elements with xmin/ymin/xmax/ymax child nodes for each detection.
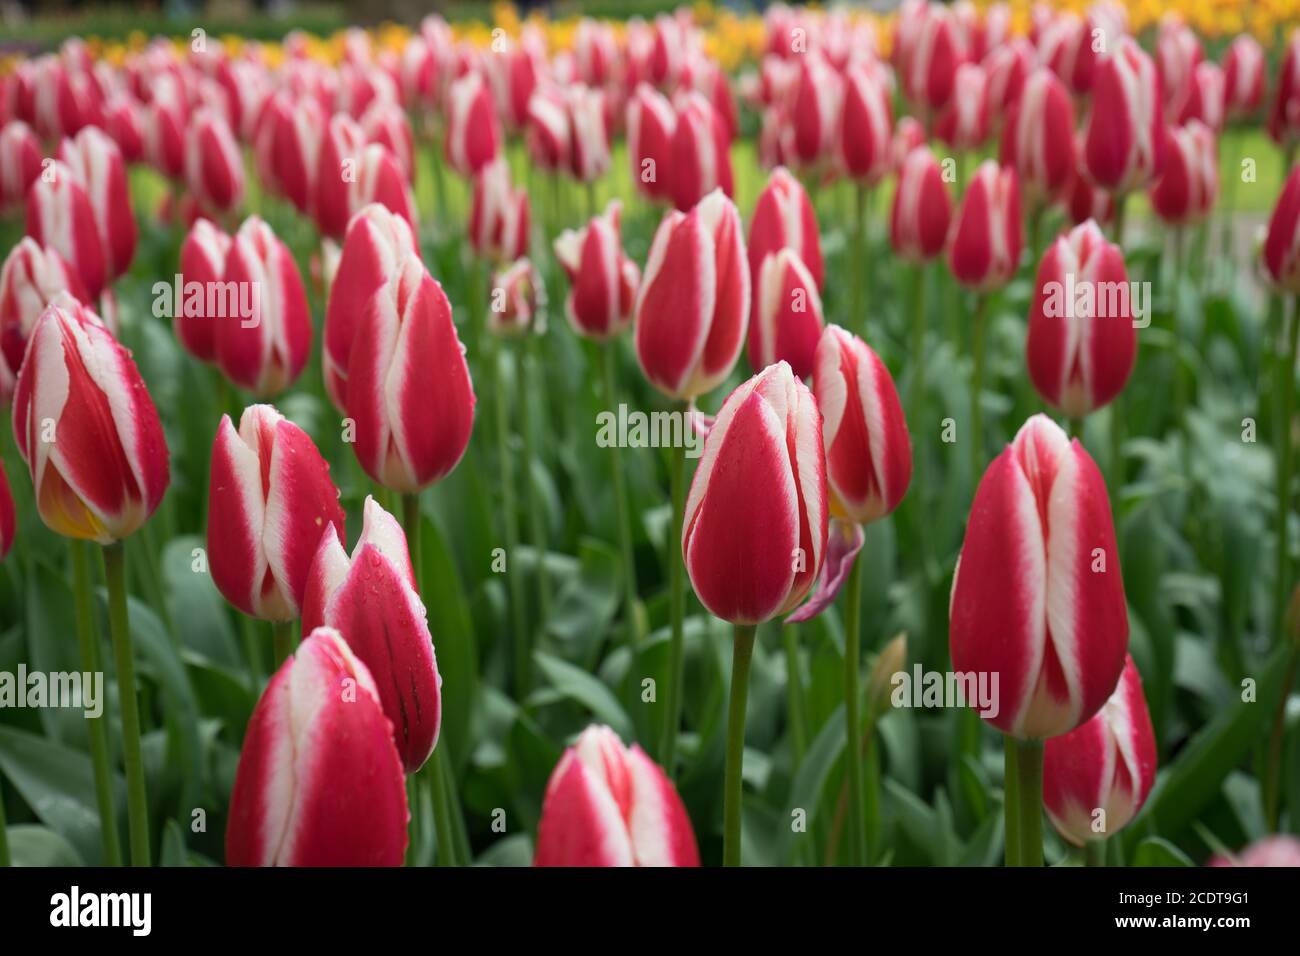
<box><xmin>1131</xmin><ymin>837</ymin><xmax>1194</xmax><ymax>867</ymax></box>
<box><xmin>5</xmin><ymin>824</ymin><xmax>85</xmax><ymax>866</ymax></box>
<box><xmin>531</xmin><ymin>650</ymin><xmax>632</xmax><ymax>741</ymax></box>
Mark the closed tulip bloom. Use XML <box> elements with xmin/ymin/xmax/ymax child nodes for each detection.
<box><xmin>1043</xmin><ymin>656</ymin><xmax>1156</xmax><ymax>845</ymax></box>
<box><xmin>749</xmin><ymin>167</ymin><xmax>823</xmax><ymax>304</ymax></box>
<box><xmin>176</xmin><ymin>218</ymin><xmax>232</xmax><ymax>364</ymax></box>
<box><xmin>891</xmin><ymin>145</ymin><xmax>952</xmax><ymax>263</ymax></box>
<box><xmin>985</xmin><ymin>36</ymin><xmax>1035</xmax><ymax>114</ymax></box>
<box><xmin>840</xmin><ymin>61</ymin><xmax>893</xmax><ymax>184</ymax></box>
<box><xmin>350</xmin><ymin>143</ymin><xmax>418</xmax><ymax>236</ymax></box>
<box><xmin>185</xmin><ymin>108</ymin><xmax>245</xmax><ymax>217</ymax></box>
<box><xmin>553</xmin><ymin>201</ymin><xmax>640</xmax><ymax>340</ymax></box>
<box><xmin>12</xmin><ymin>302</ymin><xmax>169</xmax><ymax>543</ymax></box>
<box><xmin>1223</xmin><ymin>34</ymin><xmax>1266</xmax><ymax>122</ymax></box>
<box><xmin>468</xmin><ymin>157</ymin><xmax>530</xmax><ymax>263</ymax></box>
<box><xmin>347</xmin><ymin>255</ymin><xmax>475</xmax><ymax>493</ymax></box>
<box><xmin>324</xmin><ymin>203</ymin><xmax>417</xmax><ymax>410</ymax></box>
<box><xmin>142</xmin><ymin>87</ymin><xmax>188</xmax><ymax>180</ymax></box>
<box><xmin>0</xmin><ymin>461</ymin><xmax>13</xmax><ymax>560</ymax></box>
<box><xmin>535</xmin><ymin>724</ymin><xmax>699</xmax><ymax>867</ymax></box>
<box><xmin>226</xmin><ymin>626</ymin><xmax>408</xmax><ymax>867</ymax></box>
<box><xmin>567</xmin><ymin>85</ymin><xmax>611</xmax><ymax>184</ymax></box>
<box><xmin>890</xmin><ymin>116</ymin><xmax>927</xmax><ymax>172</ymax></box>
<box><xmin>361</xmin><ymin>101</ymin><xmax>415</xmax><ymax>183</ymax></box>
<box><xmin>1210</xmin><ymin>836</ymin><xmax>1300</xmax><ymax>868</ymax></box>
<box><xmin>1063</xmin><ymin>141</ymin><xmax>1115</xmax><ymax>226</ymax></box>
<box><xmin>445</xmin><ymin>71</ymin><xmax>500</xmax><ymax>177</ymax></box>
<box><xmin>302</xmin><ymin>496</ymin><xmax>441</xmax><ymax>773</ymax></box>
<box><xmin>217</xmin><ymin>216</ymin><xmax>312</xmax><ymax>397</ymax></box>
<box><xmin>488</xmin><ymin>258</ymin><xmax>542</xmax><ymax>337</ymax></box>
<box><xmin>1000</xmin><ymin>68</ymin><xmax>1076</xmax><ymax>208</ymax></box>
<box><xmin>670</xmin><ymin>91</ymin><xmax>734</xmax><ymax>212</ymax></box>
<box><xmin>635</xmin><ymin>190</ymin><xmax>749</xmax><ymax>400</ymax></box>
<box><xmin>1026</xmin><ymin>220</ymin><xmax>1136</xmax><ymax>417</ymax></box>
<box><xmin>907</xmin><ymin>4</ymin><xmax>966</xmax><ymax>112</ymax></box>
<box><xmin>785</xmin><ymin>52</ymin><xmax>840</xmax><ymax>170</ymax></box>
<box><xmin>208</xmin><ymin>404</ymin><xmax>345</xmax><ymax>623</ymax></box>
<box><xmin>627</xmin><ymin>84</ymin><xmax>675</xmax><ymax>202</ymax></box>
<box><xmin>1083</xmin><ymin>38</ymin><xmax>1164</xmax><ymax>195</ymax></box>
<box><xmin>1262</xmin><ymin>165</ymin><xmax>1300</xmax><ymax>292</ymax></box>
<box><xmin>1156</xmin><ymin>16</ymin><xmax>1203</xmax><ymax>120</ymax></box>
<box><xmin>683</xmin><ymin>361</ymin><xmax>827</xmax><ymax>624</ymax></box>
<box><xmin>57</xmin><ymin>127</ymin><xmax>137</xmax><ymax>286</ymax></box>
<box><xmin>749</xmin><ymin>248</ymin><xmax>824</xmax><ymax>380</ymax></box>
<box><xmin>0</xmin><ymin>121</ymin><xmax>42</xmax><ymax>213</ymax></box>
<box><xmin>1149</xmin><ymin>121</ymin><xmax>1218</xmax><ymax>226</ymax></box>
<box><xmin>934</xmin><ymin>63</ymin><xmax>990</xmax><ymax>151</ymax></box>
<box><xmin>1</xmin><ymin>239</ymin><xmax>89</xmax><ymax>401</ymax></box>
<box><xmin>948</xmin><ymin>160</ymin><xmax>1022</xmax><ymax>291</ymax></box>
<box><xmin>102</xmin><ymin>95</ymin><xmax>145</xmax><ymax>164</ymax></box>
<box><xmin>1178</xmin><ymin>61</ymin><xmax>1224</xmax><ymax>132</ymax></box>
<box><xmin>575</xmin><ymin>19</ymin><xmax>618</xmax><ymax>86</ymax></box>
<box><xmin>950</xmin><ymin>414</ymin><xmax>1128</xmax><ymax>739</ymax></box>
<box><xmin>314</xmin><ymin>113</ymin><xmax>367</xmax><ymax>240</ymax></box>
<box><xmin>525</xmin><ymin>85</ymin><xmax>572</xmax><ymax>173</ymax></box>
<box><xmin>26</xmin><ymin>160</ymin><xmax>107</xmax><ymax>301</ymax></box>
<box><xmin>265</xmin><ymin>94</ymin><xmax>325</xmax><ymax>215</ymax></box>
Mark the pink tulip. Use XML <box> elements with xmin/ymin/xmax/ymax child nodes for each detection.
<box><xmin>1156</xmin><ymin>15</ymin><xmax>1203</xmax><ymax>121</ymax></box>
<box><xmin>314</xmin><ymin>113</ymin><xmax>368</xmax><ymax>240</ymax></box>
<box><xmin>1223</xmin><ymin>34</ymin><xmax>1266</xmax><ymax>122</ymax></box>
<box><xmin>683</xmin><ymin>361</ymin><xmax>827</xmax><ymax>624</ymax></box>
<box><xmin>890</xmin><ymin>116</ymin><xmax>927</xmax><ymax>173</ymax></box>
<box><xmin>839</xmin><ymin>61</ymin><xmax>893</xmax><ymax>185</ymax></box>
<box><xmin>1026</xmin><ymin>220</ymin><xmax>1136</xmax><ymax>417</ymax></box>
<box><xmin>575</xmin><ymin>19</ymin><xmax>618</xmax><ymax>87</ymax></box>
<box><xmin>102</xmin><ymin>95</ymin><xmax>145</xmax><ymax>164</ymax></box>
<box><xmin>1149</xmin><ymin>121</ymin><xmax>1218</xmax><ymax>226</ymax></box>
<box><xmin>56</xmin><ymin>127</ymin><xmax>137</xmax><ymax>287</ymax></box>
<box><xmin>553</xmin><ymin>201</ymin><xmax>640</xmax><ymax>340</ymax></box>
<box><xmin>535</xmin><ymin>724</ymin><xmax>700</xmax><ymax>867</ymax></box>
<box><xmin>567</xmin><ymin>84</ymin><xmax>611</xmax><ymax>184</ymax></box>
<box><xmin>185</xmin><ymin>108</ymin><xmax>245</xmax><ymax>218</ymax></box>
<box><xmin>934</xmin><ymin>62</ymin><xmax>990</xmax><ymax>151</ymax></box>
<box><xmin>1063</xmin><ymin>141</ymin><xmax>1115</xmax><ymax>226</ymax></box>
<box><xmin>175</xmin><ymin>218</ymin><xmax>232</xmax><ymax>364</ymax></box>
<box><xmin>488</xmin><ymin>258</ymin><xmax>542</xmax><ymax>337</ymax></box>
<box><xmin>784</xmin><ymin>52</ymin><xmax>841</xmax><ymax>170</ymax></box>
<box><xmin>468</xmin><ymin>157</ymin><xmax>530</xmax><ymax>263</ymax></box>
<box><xmin>0</xmin><ymin>121</ymin><xmax>42</xmax><ymax>213</ymax></box>
<box><xmin>1000</xmin><ymin>68</ymin><xmax>1076</xmax><ymax>208</ymax></box>
<box><xmin>950</xmin><ymin>414</ymin><xmax>1128</xmax><ymax>738</ymax></box>
<box><xmin>749</xmin><ymin>248</ymin><xmax>824</xmax><ymax>380</ymax></box>
<box><xmin>346</xmin><ymin>255</ymin><xmax>475</xmax><ymax>493</ymax></box>
<box><xmin>891</xmin><ymin>145</ymin><xmax>952</xmax><ymax>263</ymax></box>
<box><xmin>0</xmin><ymin>460</ymin><xmax>14</xmax><ymax>561</ymax></box>
<box><xmin>948</xmin><ymin>160</ymin><xmax>1022</xmax><ymax>291</ymax></box>
<box><xmin>749</xmin><ymin>167</ymin><xmax>823</xmax><ymax>308</ymax></box>
<box><xmin>11</xmin><ymin>301</ymin><xmax>169</xmax><ymax>543</ymax></box>
<box><xmin>142</xmin><ymin>84</ymin><xmax>188</xmax><ymax>180</ymax></box>
<box><xmin>302</xmin><ymin>496</ymin><xmax>441</xmax><ymax>773</ymax></box>
<box><xmin>635</xmin><ymin>190</ymin><xmax>749</xmax><ymax>399</ymax></box>
<box><xmin>1083</xmin><ymin>38</ymin><xmax>1165</xmax><ymax>195</ymax></box>
<box><xmin>1043</xmin><ymin>656</ymin><xmax>1156</xmax><ymax>845</ymax></box>
<box><xmin>361</xmin><ymin>100</ymin><xmax>415</xmax><ymax>183</ymax></box>
<box><xmin>26</xmin><ymin>160</ymin><xmax>107</xmax><ymax>301</ymax></box>
<box><xmin>444</xmin><ymin>71</ymin><xmax>500</xmax><ymax>177</ymax></box>
<box><xmin>984</xmin><ymin>36</ymin><xmax>1035</xmax><ymax>115</ymax></box>
<box><xmin>627</xmin><ymin>84</ymin><xmax>675</xmax><ymax>203</ymax></box>
<box><xmin>226</xmin><ymin>626</ymin><xmax>408</xmax><ymax>866</ymax></box>
<box><xmin>350</xmin><ymin>143</ymin><xmax>418</xmax><ymax>236</ymax></box>
<box><xmin>1210</xmin><ymin>836</ymin><xmax>1300</xmax><ymax>868</ymax></box>
<box><xmin>0</xmin><ymin>239</ymin><xmax>89</xmax><ymax>402</ymax></box>
<box><xmin>670</xmin><ymin>91</ymin><xmax>733</xmax><ymax>212</ymax></box>
<box><xmin>525</xmin><ymin>86</ymin><xmax>572</xmax><ymax>173</ymax></box>
<box><xmin>907</xmin><ymin>4</ymin><xmax>966</xmax><ymax>112</ymax></box>
<box><xmin>1262</xmin><ymin>165</ymin><xmax>1300</xmax><ymax>292</ymax></box>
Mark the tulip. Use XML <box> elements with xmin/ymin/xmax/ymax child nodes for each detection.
<box><xmin>627</xmin><ymin>84</ymin><xmax>675</xmax><ymax>203</ymax></box>
<box><xmin>948</xmin><ymin>160</ymin><xmax>1022</xmax><ymax>292</ymax></box>
<box><xmin>400</xmin><ymin>36</ymin><xmax>444</xmax><ymax>109</ymax></box>
<box><xmin>984</xmin><ymin>36</ymin><xmax>1034</xmax><ymax>116</ymax></box>
<box><xmin>934</xmin><ymin>63</ymin><xmax>989</xmax><ymax>152</ymax></box>
<box><xmin>749</xmin><ymin>248</ymin><xmax>824</xmax><ymax>380</ymax></box>
<box><xmin>749</xmin><ymin>167</ymin><xmax>823</xmax><ymax>312</ymax></box>
<box><xmin>906</xmin><ymin>4</ymin><xmax>966</xmax><ymax>113</ymax></box>
<box><xmin>323</xmin><ymin>203</ymin><xmax>418</xmax><ymax>410</ymax></box>
<box><xmin>208</xmin><ymin>403</ymin><xmax>345</xmax><ymax>631</ymax></box>
<box><xmin>468</xmin><ymin>157</ymin><xmax>530</xmax><ymax>263</ymax></box>
<box><xmin>1026</xmin><ymin>220</ymin><xmax>1136</xmax><ymax>418</ymax></box>
<box><xmin>1179</xmin><ymin>62</ymin><xmax>1224</xmax><ymax>132</ymax></box>
<box><xmin>1043</xmin><ymin>656</ymin><xmax>1156</xmax><ymax>851</ymax></box>
<box><xmin>1000</xmin><ymin>68</ymin><xmax>1075</xmax><ymax>212</ymax></box>
<box><xmin>30</xmin><ymin>57</ymin><xmax>101</xmax><ymax>142</ymax></box>
<box><xmin>488</xmin><ymin>258</ymin><xmax>542</xmax><ymax>337</ymax></box>
<box><xmin>635</xmin><ymin>190</ymin><xmax>749</xmax><ymax>400</ymax></box>
<box><xmin>668</xmin><ymin>92</ymin><xmax>733</xmax><ymax>214</ymax></box>
<box><xmin>1082</xmin><ymin>38</ymin><xmax>1164</xmax><ymax>200</ymax></box>
<box><xmin>1063</xmin><ymin>144</ymin><xmax>1115</xmax><ymax>227</ymax></box>
<box><xmin>346</xmin><ymin>254</ymin><xmax>475</xmax><ymax>494</ymax></box>
<box><xmin>226</xmin><ymin>627</ymin><xmax>408</xmax><ymax>866</ymax></box>
<box><xmin>264</xmin><ymin>94</ymin><xmax>324</xmax><ymax>215</ymax></box>
<box><xmin>534</xmin><ymin>724</ymin><xmax>700</xmax><ymax>867</ymax></box>
<box><xmin>1223</xmin><ymin>34</ymin><xmax>1266</xmax><ymax>122</ymax></box>
<box><xmin>567</xmin><ymin>84</ymin><xmax>611</xmax><ymax>185</ymax></box>
<box><xmin>444</xmin><ymin>71</ymin><xmax>500</xmax><ymax>177</ymax></box>
<box><xmin>890</xmin><ymin>145</ymin><xmax>952</xmax><ymax>263</ymax></box>
<box><xmin>24</xmin><ymin>161</ymin><xmax>106</xmax><ymax>311</ymax></box>
<box><xmin>314</xmin><ymin>113</ymin><xmax>368</xmax><ymax>239</ymax></box>
<box><xmin>56</xmin><ymin>127</ymin><xmax>137</xmax><ymax>288</ymax></box>
<box><xmin>1148</xmin><ymin>121</ymin><xmax>1218</xmax><ymax>227</ymax></box>
<box><xmin>102</xmin><ymin>95</ymin><xmax>145</xmax><ymax>165</ymax></box>
<box><xmin>175</xmin><ymin>219</ymin><xmax>231</xmax><ymax>365</ymax></box>
<box><xmin>0</xmin><ymin>240</ymin><xmax>89</xmax><ymax>403</ymax></box>
<box><xmin>525</xmin><ymin>85</ymin><xmax>572</xmax><ymax>174</ymax></box>
<box><xmin>1156</xmin><ymin>16</ymin><xmax>1203</xmax><ymax>121</ymax></box>
<box><xmin>553</xmin><ymin>200</ymin><xmax>640</xmax><ymax>340</ymax></box>
<box><xmin>361</xmin><ymin>100</ymin><xmax>415</xmax><ymax>183</ymax></box>
<box><xmin>185</xmin><ymin>108</ymin><xmax>245</xmax><ymax>219</ymax></box>
<box><xmin>575</xmin><ymin>19</ymin><xmax>618</xmax><ymax>86</ymax></box>
<box><xmin>890</xmin><ymin>116</ymin><xmax>927</xmax><ymax>173</ymax></box>
<box><xmin>0</xmin><ymin>121</ymin><xmax>42</xmax><ymax>213</ymax></box>
<box><xmin>784</xmin><ymin>52</ymin><xmax>840</xmax><ymax>171</ymax></box>
<box><xmin>301</xmin><ymin>496</ymin><xmax>441</xmax><ymax>774</ymax></box>
<box><xmin>141</xmin><ymin>86</ymin><xmax>188</xmax><ymax>181</ymax></box>
<box><xmin>839</xmin><ymin>61</ymin><xmax>893</xmax><ymax>185</ymax></box>
<box><xmin>0</xmin><ymin>460</ymin><xmax>13</xmax><ymax>561</ymax></box>
<box><xmin>683</xmin><ymin>361</ymin><xmax>827</xmax><ymax>864</ymax></box>
<box><xmin>350</xmin><ymin>142</ymin><xmax>418</xmax><ymax>235</ymax></box>
<box><xmin>216</xmin><ymin>216</ymin><xmax>312</xmax><ymax>397</ymax></box>
<box><xmin>1210</xmin><ymin>836</ymin><xmax>1300</xmax><ymax>868</ymax></box>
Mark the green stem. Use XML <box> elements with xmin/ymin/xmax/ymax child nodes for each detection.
<box><xmin>522</xmin><ymin>332</ymin><xmax>551</xmax><ymax>655</ymax></box>
<box><xmin>426</xmin><ymin>745</ymin><xmax>459</xmax><ymax>866</ymax></box>
<box><xmin>102</xmin><ymin>542</ymin><xmax>150</xmax><ymax>867</ymax></box>
<box><xmin>1113</xmin><ymin>192</ymin><xmax>1129</xmax><ymax>248</ymax></box>
<box><xmin>1085</xmin><ymin>838</ymin><xmax>1107</xmax><ymax>867</ymax></box>
<box><xmin>723</xmin><ymin>623</ymin><xmax>757</xmax><ymax>867</ymax></box>
<box><xmin>1264</xmin><ymin>644</ymin><xmax>1300</xmax><ymax>828</ymax></box>
<box><xmin>1013</xmin><ymin>737</ymin><xmax>1044</xmax><ymax>867</ymax></box>
<box><xmin>600</xmin><ymin>342</ymin><xmax>640</xmax><ymax>667</ymax></box>
<box><xmin>852</xmin><ymin>182</ymin><xmax>867</xmax><ymax>333</ymax></box>
<box><xmin>271</xmin><ymin>620</ymin><xmax>295</xmax><ymax>669</ymax></box>
<box><xmin>1171</xmin><ymin>227</ymin><xmax>1187</xmax><ymax>425</ymax></box>
<box><xmin>491</xmin><ymin>339</ymin><xmax>529</xmax><ymax>695</ymax></box>
<box><xmin>843</xmin><ymin>556</ymin><xmax>866</xmax><ymax>867</ymax></box>
<box><xmin>72</xmin><ymin>541</ymin><xmax>123</xmax><ymax>867</ymax></box>
<box><xmin>401</xmin><ymin>493</ymin><xmax>424</xmax><ymax>598</ymax></box>
<box><xmin>585</xmin><ymin>180</ymin><xmax>597</xmax><ymax>221</ymax></box>
<box><xmin>1275</xmin><ymin>299</ymin><xmax>1300</xmax><ymax>637</ymax></box>
<box><xmin>970</xmin><ymin>294</ymin><xmax>990</xmax><ymax>479</ymax></box>
<box><xmin>659</xmin><ymin>424</ymin><xmax>687</xmax><ymax>772</ymax></box>
<box><xmin>1004</xmin><ymin>735</ymin><xmax>1021</xmax><ymax>867</ymax></box>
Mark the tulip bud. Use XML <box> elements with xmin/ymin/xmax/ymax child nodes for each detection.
<box><xmin>350</xmin><ymin>142</ymin><xmax>418</xmax><ymax>236</ymax></box>
<box><xmin>749</xmin><ymin>167</ymin><xmax>823</xmax><ymax>304</ymax></box>
<box><xmin>889</xmin><ymin>143</ymin><xmax>951</xmax><ymax>261</ymax></box>
<box><xmin>1063</xmin><ymin>143</ymin><xmax>1115</xmax><ymax>227</ymax></box>
<box><xmin>1082</xmin><ymin>38</ymin><xmax>1164</xmax><ymax>195</ymax></box>
<box><xmin>469</xmin><ymin>157</ymin><xmax>531</xmax><ymax>263</ymax></box>
<box><xmin>669</xmin><ymin>92</ymin><xmax>733</xmax><ymax>212</ymax></box>
<box><xmin>360</xmin><ymin>101</ymin><xmax>415</xmax><ymax>184</ymax></box>
<box><xmin>627</xmin><ymin>84</ymin><xmax>676</xmax><ymax>203</ymax></box>
<box><xmin>784</xmin><ymin>52</ymin><xmax>840</xmax><ymax>170</ymax></box>
<box><xmin>553</xmin><ymin>201</ymin><xmax>640</xmax><ymax>340</ymax></box>
<box><xmin>1156</xmin><ymin>16</ymin><xmax>1203</xmax><ymax>120</ymax></box>
<box><xmin>0</xmin><ymin>121</ymin><xmax>42</xmax><ymax>213</ymax></box>
<box><xmin>217</xmin><ymin>216</ymin><xmax>312</xmax><ymax>397</ymax></box>
<box><xmin>0</xmin><ymin>460</ymin><xmax>14</xmax><ymax>561</ymax></box>
<box><xmin>1</xmin><ymin>239</ymin><xmax>89</xmax><ymax>402</ymax></box>
<box><xmin>568</xmin><ymin>84</ymin><xmax>611</xmax><ymax>184</ymax></box>
<box><xmin>1026</xmin><ymin>221</ymin><xmax>1136</xmax><ymax>417</ymax></box>
<box><xmin>814</xmin><ymin>325</ymin><xmax>911</xmax><ymax>523</ymax></box>
<box><xmin>324</xmin><ymin>203</ymin><xmax>418</xmax><ymax>409</ymax></box>
<box><xmin>950</xmin><ymin>414</ymin><xmax>1129</xmax><ymax>739</ymax></box>
<box><xmin>1210</xmin><ymin>835</ymin><xmax>1300</xmax><ymax>868</ymax></box>
<box><xmin>185</xmin><ymin>108</ymin><xmax>245</xmax><ymax>218</ymax></box>
<box><xmin>1148</xmin><ymin>121</ymin><xmax>1218</xmax><ymax>227</ymax></box>
<box><xmin>226</xmin><ymin>626</ymin><xmax>408</xmax><ymax>866</ymax></box>
<box><xmin>907</xmin><ymin>4</ymin><xmax>966</xmax><ymax>112</ymax></box>
<box><xmin>682</xmin><ymin>361</ymin><xmax>828</xmax><ymax>624</ymax></box>
<box><xmin>750</xmin><ymin>248</ymin><xmax>824</xmax><ymax>380</ymax></box>
<box><xmin>1263</xmin><ymin>165</ymin><xmax>1300</xmax><ymax>292</ymax></box>
<box><xmin>12</xmin><ymin>302</ymin><xmax>169</xmax><ymax>543</ymax></box>
<box><xmin>445</xmin><ymin>71</ymin><xmax>501</xmax><ymax>177</ymax></box>
<box><xmin>1043</xmin><ymin>656</ymin><xmax>1156</xmax><ymax>845</ymax></box>
<box><xmin>890</xmin><ymin>116</ymin><xmax>927</xmax><ymax>173</ymax></box>
<box><xmin>175</xmin><ymin>219</ymin><xmax>232</xmax><ymax>365</ymax></box>
<box><xmin>346</xmin><ymin>255</ymin><xmax>475</xmax><ymax>493</ymax></box>
<box><xmin>635</xmin><ymin>190</ymin><xmax>749</xmax><ymax>399</ymax></box>
<box><xmin>302</xmin><ymin>497</ymin><xmax>441</xmax><ymax>773</ymax></box>
<box><xmin>1000</xmin><ymin>68</ymin><xmax>1076</xmax><ymax>208</ymax></box>
<box><xmin>56</xmin><ymin>126</ymin><xmax>137</xmax><ymax>286</ymax></box>
<box><xmin>1223</xmin><ymin>34</ymin><xmax>1266</xmax><ymax>122</ymax></box>
<box><xmin>948</xmin><ymin>160</ymin><xmax>1022</xmax><ymax>291</ymax></box>
<box><xmin>142</xmin><ymin>86</ymin><xmax>188</xmax><ymax>180</ymax></box>
<box><xmin>840</xmin><ymin>61</ymin><xmax>893</xmax><ymax>185</ymax></box>
<box><xmin>525</xmin><ymin>85</ymin><xmax>572</xmax><ymax>173</ymax></box>
<box><xmin>535</xmin><ymin>724</ymin><xmax>700</xmax><ymax>867</ymax></box>
<box><xmin>488</xmin><ymin>258</ymin><xmax>542</xmax><ymax>337</ymax></box>
<box><xmin>102</xmin><ymin>95</ymin><xmax>145</xmax><ymax>165</ymax></box>
<box><xmin>1180</xmin><ymin>62</ymin><xmax>1224</xmax><ymax>132</ymax></box>
<box><xmin>26</xmin><ymin>160</ymin><xmax>107</xmax><ymax>301</ymax></box>
<box><xmin>985</xmin><ymin>37</ymin><xmax>1035</xmax><ymax>115</ymax></box>
<box><xmin>268</xmin><ymin>94</ymin><xmax>324</xmax><ymax>215</ymax></box>
<box><xmin>314</xmin><ymin>113</ymin><xmax>367</xmax><ymax>240</ymax></box>
<box><xmin>934</xmin><ymin>63</ymin><xmax>990</xmax><ymax>152</ymax></box>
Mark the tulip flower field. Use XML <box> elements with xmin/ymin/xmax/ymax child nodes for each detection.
<box><xmin>3</xmin><ymin>0</ymin><xmax>1300</xmax><ymax>878</ymax></box>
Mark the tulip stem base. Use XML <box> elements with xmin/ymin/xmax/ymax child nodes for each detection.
<box><xmin>1085</xmin><ymin>839</ymin><xmax>1107</xmax><ymax>867</ymax></box>
<box><xmin>1005</xmin><ymin>737</ymin><xmax>1044</xmax><ymax>867</ymax></box>
<box><xmin>102</xmin><ymin>542</ymin><xmax>150</xmax><ymax>867</ymax></box>
<box><xmin>660</xmin><ymin>426</ymin><xmax>687</xmax><ymax>774</ymax></box>
<box><xmin>723</xmin><ymin>624</ymin><xmax>757</xmax><ymax>867</ymax></box>
<box><xmin>73</xmin><ymin>541</ymin><xmax>123</xmax><ymax>867</ymax></box>
<box><xmin>843</xmin><ymin>557</ymin><xmax>867</xmax><ymax>867</ymax></box>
